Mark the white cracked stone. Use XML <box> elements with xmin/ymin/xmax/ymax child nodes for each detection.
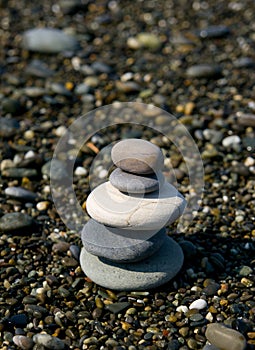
<box><xmin>86</xmin><ymin>181</ymin><xmax>186</xmax><ymax>230</ymax></box>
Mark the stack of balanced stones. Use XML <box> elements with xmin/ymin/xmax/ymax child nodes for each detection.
<box><xmin>80</xmin><ymin>139</ymin><xmax>186</xmax><ymax>290</ymax></box>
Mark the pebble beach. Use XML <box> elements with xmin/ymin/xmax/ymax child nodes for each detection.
<box><xmin>0</xmin><ymin>1</ymin><xmax>255</xmax><ymax>349</ymax></box>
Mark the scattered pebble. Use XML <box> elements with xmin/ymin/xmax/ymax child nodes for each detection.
<box><xmin>22</xmin><ymin>28</ymin><xmax>79</xmax><ymax>53</ymax></box>
<box><xmin>205</xmin><ymin>323</ymin><xmax>246</xmax><ymax>350</ymax></box>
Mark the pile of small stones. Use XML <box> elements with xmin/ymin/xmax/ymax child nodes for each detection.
<box><xmin>80</xmin><ymin>139</ymin><xmax>186</xmax><ymax>290</ymax></box>
<box><xmin>0</xmin><ymin>0</ymin><xmax>255</xmax><ymax>349</ymax></box>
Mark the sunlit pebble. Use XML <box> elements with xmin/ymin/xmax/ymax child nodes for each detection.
<box><xmin>43</xmin><ymin>185</ymin><xmax>51</xmax><ymax>193</ymax></box>
<box><xmin>223</xmin><ymin>195</ymin><xmax>228</xmax><ymax>202</ymax></box>
<box><xmin>12</xmin><ymin>154</ymin><xmax>22</xmax><ymax>165</ymax></box>
<box><xmin>24</xmin><ymin>130</ymin><xmax>35</xmax><ymax>140</ymax></box>
<box><xmin>71</xmin><ymin>57</ymin><xmax>81</xmax><ymax>70</ymax></box>
<box><xmin>235</xmin><ymin>215</ymin><xmax>244</xmax><ymax>223</ymax></box>
<box><xmin>36</xmin><ymin>201</ymin><xmax>49</xmax><ymax>211</ymax></box>
<box><xmin>99</xmin><ymin>169</ymin><xmax>108</xmax><ymax>179</ymax></box>
<box><xmin>189</xmin><ymin>298</ymin><xmax>207</xmax><ymax>310</ymax></box>
<box><xmin>176</xmin><ymin>305</ymin><xmax>188</xmax><ymax>313</ymax></box>
<box><xmin>25</xmin><ymin>150</ymin><xmax>36</xmax><ymax>159</ymax></box>
<box><xmin>206</xmin><ymin>312</ymin><xmax>214</xmax><ymax>322</ymax></box>
<box><xmin>74</xmin><ymin>166</ymin><xmax>87</xmax><ymax>176</ymax></box>
<box><xmin>244</xmin><ymin>157</ymin><xmax>254</xmax><ymax>166</ymax></box>
<box><xmin>244</xmin><ymin>243</ymin><xmax>250</xmax><ymax>250</ymax></box>
<box><xmin>121</xmin><ymin>72</ymin><xmax>134</xmax><ymax>82</ymax></box>
<box><xmin>55</xmin><ymin>125</ymin><xmax>67</xmax><ymax>137</ymax></box>
<box><xmin>248</xmin><ymin>101</ymin><xmax>255</xmax><ymax>110</ymax></box>
<box><xmin>203</xmin><ymin>206</ymin><xmax>210</xmax><ymax>213</ymax></box>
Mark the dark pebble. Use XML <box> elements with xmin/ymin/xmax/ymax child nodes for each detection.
<box><xmin>234</xmin><ymin>57</ymin><xmax>255</xmax><ymax>68</ymax></box>
<box><xmin>0</xmin><ymin>212</ymin><xmax>34</xmax><ymax>233</ymax></box>
<box><xmin>179</xmin><ymin>240</ymin><xmax>197</xmax><ymax>259</ymax></box>
<box><xmin>2</xmin><ymin>98</ymin><xmax>22</xmax><ymax>115</ymax></box>
<box><xmin>0</xmin><ymin>117</ymin><xmax>20</xmax><ymax>137</ymax></box>
<box><xmin>9</xmin><ymin>314</ymin><xmax>28</xmax><ymax>328</ymax></box>
<box><xmin>202</xmin><ymin>282</ymin><xmax>220</xmax><ymax>296</ymax></box>
<box><xmin>197</xmin><ymin>25</ymin><xmax>230</xmax><ymax>39</ymax></box>
<box><xmin>69</xmin><ymin>244</ymin><xmax>80</xmax><ymax>260</ymax></box>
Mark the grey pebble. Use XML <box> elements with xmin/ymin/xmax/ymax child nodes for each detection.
<box><xmin>197</xmin><ymin>25</ymin><xmax>230</xmax><ymax>39</ymax></box>
<box><xmin>13</xmin><ymin>335</ymin><xmax>33</xmax><ymax>350</ymax></box>
<box><xmin>69</xmin><ymin>244</ymin><xmax>80</xmax><ymax>260</ymax></box>
<box><xmin>111</xmin><ymin>138</ymin><xmax>164</xmax><ymax>174</ymax></box>
<box><xmin>33</xmin><ymin>333</ymin><xmax>65</xmax><ymax>349</ymax></box>
<box><xmin>109</xmin><ymin>168</ymin><xmax>164</xmax><ymax>194</ymax></box>
<box><xmin>81</xmin><ymin>219</ymin><xmax>166</xmax><ymax>263</ymax></box>
<box><xmin>238</xmin><ymin>265</ymin><xmax>253</xmax><ymax>276</ymax></box>
<box><xmin>91</xmin><ymin>61</ymin><xmax>112</xmax><ymax>74</ymax></box>
<box><xmin>0</xmin><ymin>117</ymin><xmax>20</xmax><ymax>138</ymax></box>
<box><xmin>179</xmin><ymin>240</ymin><xmax>197</xmax><ymax>259</ymax></box>
<box><xmin>202</xmin><ymin>345</ymin><xmax>220</xmax><ymax>350</ymax></box>
<box><xmin>233</xmin><ymin>57</ymin><xmax>255</xmax><ymax>68</ymax></box>
<box><xmin>49</xmin><ymin>82</ymin><xmax>72</xmax><ymax>96</ymax></box>
<box><xmin>1</xmin><ymin>168</ymin><xmax>37</xmax><ymax>178</ymax></box>
<box><xmin>22</xmin><ymin>28</ymin><xmax>79</xmax><ymax>53</ymax></box>
<box><xmin>25</xmin><ymin>59</ymin><xmax>54</xmax><ymax>78</ymax></box>
<box><xmin>186</xmin><ymin>64</ymin><xmax>222</xmax><ymax>79</ymax></box>
<box><xmin>205</xmin><ymin>323</ymin><xmax>246</xmax><ymax>350</ymax></box>
<box><xmin>0</xmin><ymin>213</ymin><xmax>34</xmax><ymax>233</ymax></box>
<box><xmin>236</xmin><ymin>113</ymin><xmax>255</xmax><ymax>127</ymax></box>
<box><xmin>80</xmin><ymin>236</ymin><xmax>184</xmax><ymax>290</ymax></box>
<box><xmin>106</xmin><ymin>302</ymin><xmax>130</xmax><ymax>314</ymax></box>
<box><xmin>5</xmin><ymin>187</ymin><xmax>37</xmax><ymax>201</ymax></box>
<box><xmin>42</xmin><ymin>159</ymin><xmax>68</xmax><ymax>180</ymax></box>
<box><xmin>74</xmin><ymin>83</ymin><xmax>90</xmax><ymax>95</ymax></box>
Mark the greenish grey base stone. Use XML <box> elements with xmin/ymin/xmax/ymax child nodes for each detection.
<box><xmin>80</xmin><ymin>236</ymin><xmax>183</xmax><ymax>290</ymax></box>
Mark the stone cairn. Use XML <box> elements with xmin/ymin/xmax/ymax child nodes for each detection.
<box><xmin>80</xmin><ymin>139</ymin><xmax>186</xmax><ymax>290</ymax></box>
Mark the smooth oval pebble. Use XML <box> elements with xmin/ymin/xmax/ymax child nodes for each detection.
<box><xmin>205</xmin><ymin>323</ymin><xmax>246</xmax><ymax>350</ymax></box>
<box><xmin>0</xmin><ymin>117</ymin><xmax>20</xmax><ymax>138</ymax></box>
<box><xmin>5</xmin><ymin>187</ymin><xmax>37</xmax><ymax>201</ymax></box>
<box><xmin>189</xmin><ymin>299</ymin><xmax>207</xmax><ymax>310</ymax></box>
<box><xmin>197</xmin><ymin>25</ymin><xmax>230</xmax><ymax>39</ymax></box>
<box><xmin>81</xmin><ymin>219</ymin><xmax>166</xmax><ymax>262</ymax></box>
<box><xmin>111</xmin><ymin>139</ymin><xmax>164</xmax><ymax>174</ymax></box>
<box><xmin>186</xmin><ymin>64</ymin><xmax>222</xmax><ymax>79</ymax></box>
<box><xmin>109</xmin><ymin>168</ymin><xmax>165</xmax><ymax>194</ymax></box>
<box><xmin>22</xmin><ymin>28</ymin><xmax>79</xmax><ymax>53</ymax></box>
<box><xmin>33</xmin><ymin>334</ymin><xmax>65</xmax><ymax>349</ymax></box>
<box><xmin>13</xmin><ymin>335</ymin><xmax>33</xmax><ymax>350</ymax></box>
<box><xmin>80</xmin><ymin>236</ymin><xmax>184</xmax><ymax>290</ymax></box>
<box><xmin>86</xmin><ymin>181</ymin><xmax>186</xmax><ymax>230</ymax></box>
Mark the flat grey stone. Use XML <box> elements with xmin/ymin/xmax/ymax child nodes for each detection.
<box><xmin>5</xmin><ymin>187</ymin><xmax>37</xmax><ymax>201</ymax></box>
<box><xmin>111</xmin><ymin>139</ymin><xmax>164</xmax><ymax>174</ymax></box>
<box><xmin>0</xmin><ymin>212</ymin><xmax>34</xmax><ymax>233</ymax></box>
<box><xmin>22</xmin><ymin>28</ymin><xmax>79</xmax><ymax>53</ymax></box>
<box><xmin>86</xmin><ymin>181</ymin><xmax>186</xmax><ymax>230</ymax></box>
<box><xmin>80</xmin><ymin>236</ymin><xmax>184</xmax><ymax>290</ymax></box>
<box><xmin>205</xmin><ymin>323</ymin><xmax>246</xmax><ymax>350</ymax></box>
<box><xmin>81</xmin><ymin>219</ymin><xmax>166</xmax><ymax>262</ymax></box>
<box><xmin>1</xmin><ymin>168</ymin><xmax>37</xmax><ymax>178</ymax></box>
<box><xmin>109</xmin><ymin>168</ymin><xmax>165</xmax><ymax>194</ymax></box>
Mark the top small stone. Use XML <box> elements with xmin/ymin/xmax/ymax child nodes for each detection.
<box><xmin>111</xmin><ymin>139</ymin><xmax>164</xmax><ymax>175</ymax></box>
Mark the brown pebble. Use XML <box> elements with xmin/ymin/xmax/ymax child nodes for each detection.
<box><xmin>61</xmin><ymin>256</ymin><xmax>78</xmax><ymax>267</ymax></box>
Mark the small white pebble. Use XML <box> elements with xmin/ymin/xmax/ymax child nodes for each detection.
<box><xmin>24</xmin><ymin>130</ymin><xmax>35</xmax><ymax>140</ymax></box>
<box><xmin>55</xmin><ymin>125</ymin><xmax>67</xmax><ymax>137</ymax></box>
<box><xmin>43</xmin><ymin>185</ymin><xmax>51</xmax><ymax>193</ymax></box>
<box><xmin>74</xmin><ymin>166</ymin><xmax>87</xmax><ymax>176</ymax></box>
<box><xmin>189</xmin><ymin>298</ymin><xmax>207</xmax><ymax>310</ymax></box>
<box><xmin>205</xmin><ymin>312</ymin><xmax>214</xmax><ymax>322</ymax></box>
<box><xmin>235</xmin><ymin>215</ymin><xmax>244</xmax><ymax>223</ymax></box>
<box><xmin>176</xmin><ymin>305</ymin><xmax>188</xmax><ymax>313</ymax></box>
<box><xmin>244</xmin><ymin>156</ymin><xmax>254</xmax><ymax>166</ymax></box>
<box><xmin>13</xmin><ymin>154</ymin><xmax>22</xmax><ymax>165</ymax></box>
<box><xmin>98</xmin><ymin>169</ymin><xmax>108</xmax><ymax>179</ymax></box>
<box><xmin>36</xmin><ymin>201</ymin><xmax>49</xmax><ymax>211</ymax></box>
<box><xmin>191</xmin><ymin>286</ymin><xmax>201</xmax><ymax>292</ymax></box>
<box><xmin>1</xmin><ymin>159</ymin><xmax>15</xmax><ymax>170</ymax></box>
<box><xmin>24</xmin><ymin>150</ymin><xmax>36</xmax><ymax>159</ymax></box>
<box><xmin>222</xmin><ymin>135</ymin><xmax>241</xmax><ymax>147</ymax></box>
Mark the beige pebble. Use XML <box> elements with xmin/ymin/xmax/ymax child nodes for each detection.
<box><xmin>36</xmin><ymin>201</ymin><xmax>49</xmax><ymax>211</ymax></box>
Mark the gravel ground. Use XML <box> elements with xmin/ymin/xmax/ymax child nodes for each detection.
<box><xmin>0</xmin><ymin>1</ymin><xmax>255</xmax><ymax>349</ymax></box>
